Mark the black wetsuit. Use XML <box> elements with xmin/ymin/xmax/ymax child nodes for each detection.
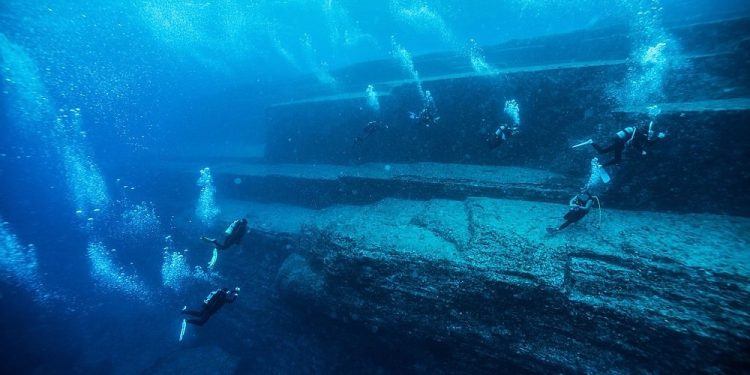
<box><xmin>204</xmin><ymin>219</ymin><xmax>247</xmax><ymax>250</ymax></box>
<box><xmin>355</xmin><ymin>121</ymin><xmax>388</xmax><ymax>143</ymax></box>
<box><xmin>487</xmin><ymin>126</ymin><xmax>517</xmax><ymax>149</ymax></box>
<box><xmin>413</xmin><ymin>105</ymin><xmax>439</xmax><ymax>127</ymax></box>
<box><xmin>182</xmin><ymin>288</ymin><xmax>238</xmax><ymax>326</ymax></box>
<box><xmin>557</xmin><ymin>194</ymin><xmax>594</xmax><ymax>231</ymax></box>
<box><xmin>591</xmin><ymin>126</ymin><xmax>650</xmax><ymax>167</ymax></box>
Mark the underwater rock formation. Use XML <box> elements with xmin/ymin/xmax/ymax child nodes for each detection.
<box><xmin>166</xmin><ymin>162</ymin><xmax>577</xmax><ymax>209</ymax></box>
<box><xmin>242</xmin><ymin>197</ymin><xmax>750</xmax><ymax>373</ymax></box>
<box><xmin>262</xmin><ymin>17</ymin><xmax>750</xmax><ymax>216</ymax></box>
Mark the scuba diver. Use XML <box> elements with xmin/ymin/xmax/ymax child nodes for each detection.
<box><xmin>409</xmin><ymin>90</ymin><xmax>440</xmax><ymax>127</ymax></box>
<box><xmin>574</xmin><ymin>121</ymin><xmax>666</xmax><ymax>167</ymax></box>
<box><xmin>486</xmin><ymin>123</ymin><xmax>520</xmax><ymax>149</ymax></box>
<box><xmin>409</xmin><ymin>106</ymin><xmax>439</xmax><ymax>127</ymax></box>
<box><xmin>182</xmin><ymin>287</ymin><xmax>240</xmax><ymax>326</ymax></box>
<box><xmin>354</xmin><ymin>120</ymin><xmax>389</xmax><ymax>143</ymax></box>
<box><xmin>547</xmin><ymin>191</ymin><xmax>595</xmax><ymax>234</ymax></box>
<box><xmin>201</xmin><ymin>218</ymin><xmax>248</xmax><ymax>250</ymax></box>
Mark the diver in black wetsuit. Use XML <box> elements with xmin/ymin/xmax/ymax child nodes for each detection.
<box><xmin>182</xmin><ymin>287</ymin><xmax>239</xmax><ymax>326</ymax></box>
<box><xmin>409</xmin><ymin>90</ymin><xmax>440</xmax><ymax>128</ymax></box>
<box><xmin>547</xmin><ymin>191</ymin><xmax>594</xmax><ymax>233</ymax></box>
<box><xmin>486</xmin><ymin>123</ymin><xmax>519</xmax><ymax>149</ymax></box>
<box><xmin>410</xmin><ymin>106</ymin><xmax>439</xmax><ymax>127</ymax></box>
<box><xmin>587</xmin><ymin>122</ymin><xmax>666</xmax><ymax>167</ymax></box>
<box><xmin>201</xmin><ymin>218</ymin><xmax>247</xmax><ymax>250</ymax></box>
<box><xmin>355</xmin><ymin>120</ymin><xmax>389</xmax><ymax>143</ymax></box>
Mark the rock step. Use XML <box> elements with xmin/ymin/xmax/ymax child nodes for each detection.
<box><xmin>278</xmin><ymin>16</ymin><xmax>749</xmax><ymax>104</ymax></box>
<box><xmin>614</xmin><ymin>97</ymin><xmax>750</xmax><ymax>114</ymax></box>
<box><xmin>217</xmin><ymin>197</ymin><xmax>750</xmax><ymax>374</ymax></box>
<box><xmin>164</xmin><ymin>162</ymin><xmax>578</xmax><ymax>209</ymax></box>
<box><xmin>274</xmin><ymin>52</ymin><xmax>739</xmax><ymax>108</ymax></box>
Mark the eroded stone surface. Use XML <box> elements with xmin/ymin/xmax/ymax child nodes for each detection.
<box><xmin>221</xmin><ymin>197</ymin><xmax>749</xmax><ymax>373</ymax></box>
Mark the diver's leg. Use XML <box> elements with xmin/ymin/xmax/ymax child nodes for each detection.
<box><xmin>215</xmin><ymin>239</ymin><xmax>231</xmax><ymax>250</ymax></box>
<box><xmin>200</xmin><ymin>237</ymin><xmax>220</xmax><ymax>249</ymax></box>
<box><xmin>187</xmin><ymin>309</ymin><xmax>213</xmax><ymax>326</ymax></box>
<box><xmin>592</xmin><ymin>142</ymin><xmax>613</xmax><ymax>154</ymax></box>
<box><xmin>186</xmin><ymin>316</ymin><xmax>208</xmax><ymax>326</ymax></box>
<box><xmin>182</xmin><ymin>302</ymin><xmax>209</xmax><ymax>317</ymax></box>
<box><xmin>558</xmin><ymin>220</ymin><xmax>573</xmax><ymax>231</ymax></box>
<box><xmin>601</xmin><ymin>158</ymin><xmax>617</xmax><ymax>167</ymax></box>
<box><xmin>611</xmin><ymin>143</ymin><xmax>623</xmax><ymax>165</ymax></box>
<box><xmin>182</xmin><ymin>306</ymin><xmax>204</xmax><ymax>317</ymax></box>
<box><xmin>600</xmin><ymin>143</ymin><xmax>623</xmax><ymax>166</ymax></box>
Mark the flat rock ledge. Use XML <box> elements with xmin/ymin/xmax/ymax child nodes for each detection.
<box><xmin>223</xmin><ymin>197</ymin><xmax>749</xmax><ymax>373</ymax></box>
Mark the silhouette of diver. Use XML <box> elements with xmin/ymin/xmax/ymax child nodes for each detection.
<box><xmin>585</xmin><ymin>122</ymin><xmax>666</xmax><ymax>167</ymax></box>
<box><xmin>486</xmin><ymin>123</ymin><xmax>519</xmax><ymax>149</ymax></box>
<box><xmin>547</xmin><ymin>191</ymin><xmax>594</xmax><ymax>233</ymax></box>
<box><xmin>182</xmin><ymin>287</ymin><xmax>239</xmax><ymax>326</ymax></box>
<box><xmin>409</xmin><ymin>90</ymin><xmax>440</xmax><ymax>127</ymax></box>
<box><xmin>409</xmin><ymin>106</ymin><xmax>439</xmax><ymax>127</ymax></box>
<box><xmin>201</xmin><ymin>218</ymin><xmax>247</xmax><ymax>250</ymax></box>
<box><xmin>355</xmin><ymin>120</ymin><xmax>389</xmax><ymax>143</ymax></box>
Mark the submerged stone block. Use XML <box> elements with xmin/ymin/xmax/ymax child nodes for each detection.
<box><xmin>255</xmin><ymin>197</ymin><xmax>750</xmax><ymax>373</ymax></box>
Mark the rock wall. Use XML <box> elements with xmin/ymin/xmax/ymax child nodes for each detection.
<box><xmin>262</xmin><ymin>17</ymin><xmax>750</xmax><ymax>216</ymax></box>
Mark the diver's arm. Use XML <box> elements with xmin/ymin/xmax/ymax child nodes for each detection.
<box><xmin>583</xmin><ymin>199</ymin><xmax>594</xmax><ymax>211</ymax></box>
<box><xmin>568</xmin><ymin>196</ymin><xmax>578</xmax><ymax>207</ymax></box>
<box><xmin>226</xmin><ymin>292</ymin><xmax>238</xmax><ymax>303</ymax></box>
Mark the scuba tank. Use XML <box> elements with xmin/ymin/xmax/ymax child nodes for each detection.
<box><xmin>203</xmin><ymin>289</ymin><xmax>219</xmax><ymax>304</ymax></box>
<box><xmin>225</xmin><ymin>220</ymin><xmax>238</xmax><ymax>235</ymax></box>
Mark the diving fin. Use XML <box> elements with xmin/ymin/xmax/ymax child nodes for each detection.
<box><xmin>572</xmin><ymin>139</ymin><xmax>593</xmax><ymax>148</ymax></box>
<box><xmin>598</xmin><ymin>165</ymin><xmax>611</xmax><ymax>184</ymax></box>
<box><xmin>207</xmin><ymin>248</ymin><xmax>218</xmax><ymax>269</ymax></box>
<box><xmin>179</xmin><ymin>319</ymin><xmax>187</xmax><ymax>342</ymax></box>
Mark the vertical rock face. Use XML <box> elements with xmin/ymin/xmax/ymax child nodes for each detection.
<box><xmin>262</xmin><ymin>17</ymin><xmax>750</xmax><ymax>216</ymax></box>
<box><xmin>274</xmin><ymin>198</ymin><xmax>750</xmax><ymax>373</ymax></box>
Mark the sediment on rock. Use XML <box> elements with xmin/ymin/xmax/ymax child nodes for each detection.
<box><xmin>259</xmin><ymin>197</ymin><xmax>750</xmax><ymax>373</ymax></box>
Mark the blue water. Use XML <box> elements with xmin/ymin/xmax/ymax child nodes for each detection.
<box><xmin>1</xmin><ymin>1</ymin><xmax>749</xmax><ymax>374</ymax></box>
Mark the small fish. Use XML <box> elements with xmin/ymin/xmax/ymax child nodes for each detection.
<box><xmin>93</xmin><ymin>208</ymin><xmax>101</xmax><ymax>212</ymax></box>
